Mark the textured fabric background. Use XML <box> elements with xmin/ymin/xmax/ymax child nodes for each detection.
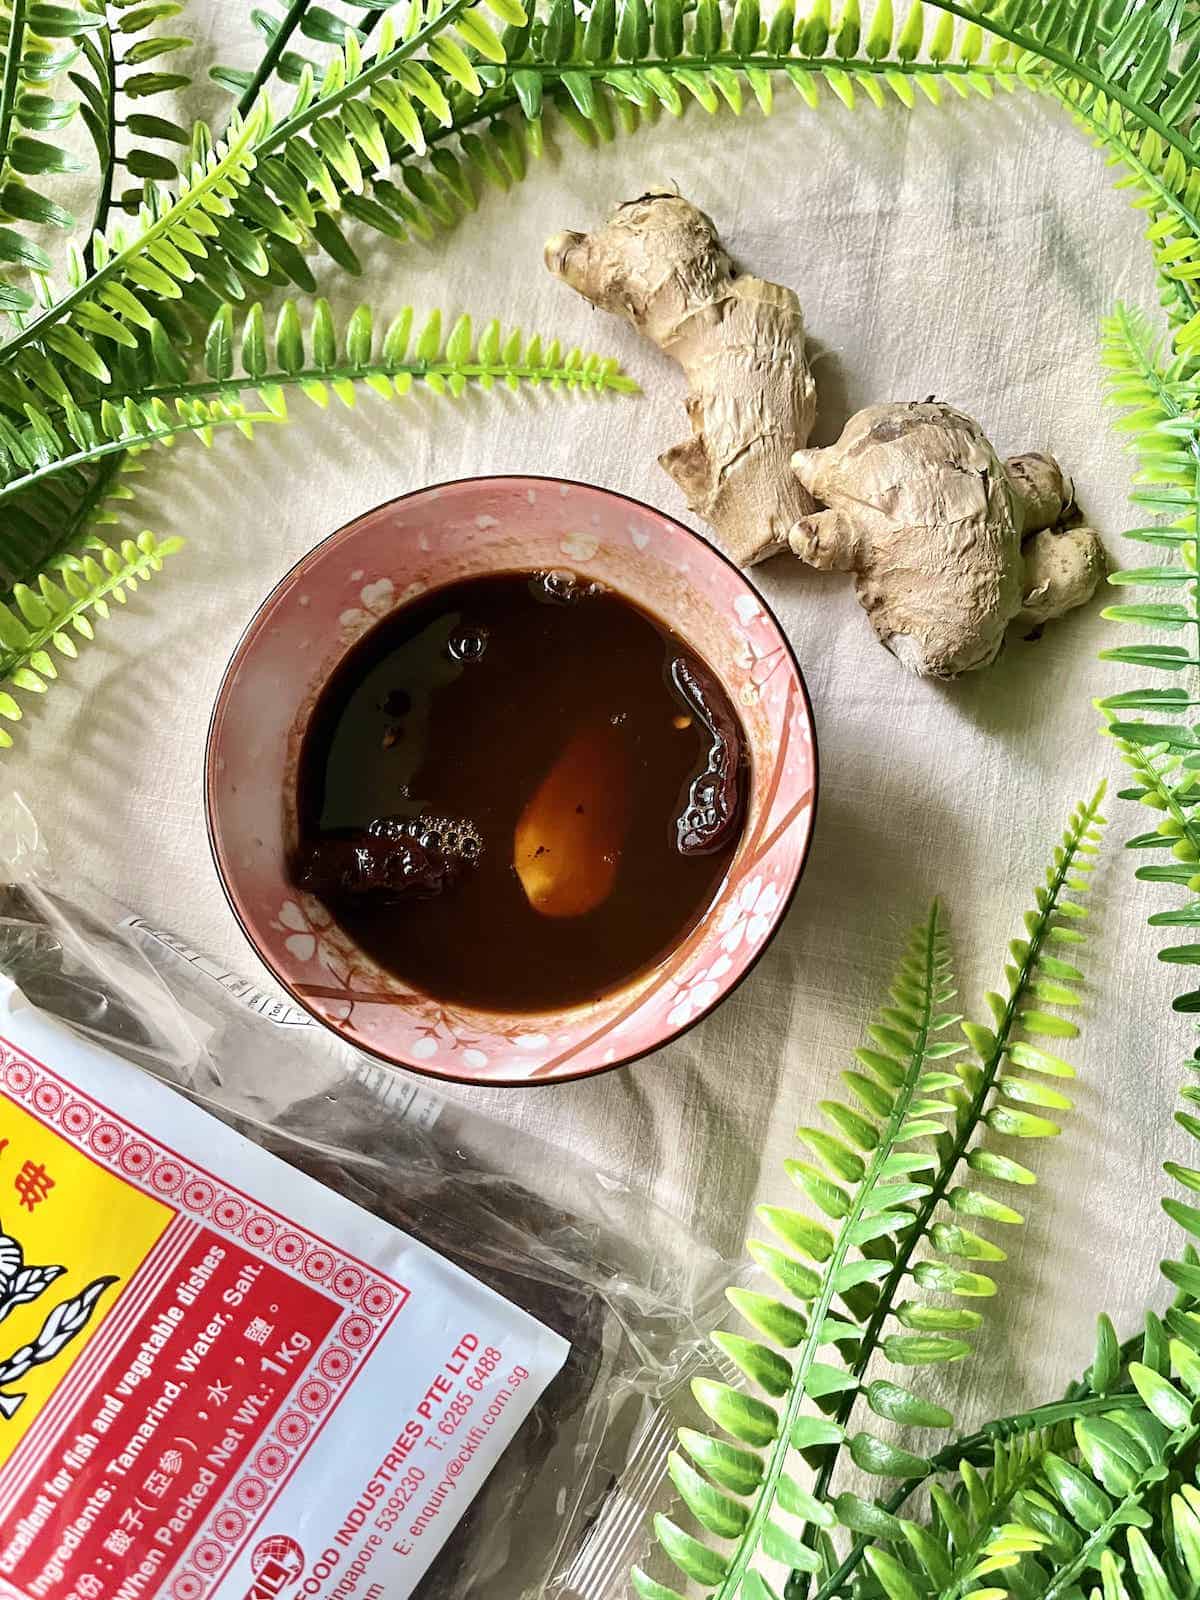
<box><xmin>10</xmin><ymin>2</ymin><xmax>1180</xmax><ymax>1435</ymax></box>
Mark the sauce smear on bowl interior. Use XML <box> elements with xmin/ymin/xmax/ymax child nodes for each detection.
<box><xmin>294</xmin><ymin>571</ymin><xmax>747</xmax><ymax>1012</ymax></box>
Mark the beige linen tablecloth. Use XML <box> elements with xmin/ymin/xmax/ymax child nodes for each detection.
<box><xmin>10</xmin><ymin>0</ymin><xmax>1178</xmax><ymax>1429</ymax></box>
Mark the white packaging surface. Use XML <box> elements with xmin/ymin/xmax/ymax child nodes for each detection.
<box><xmin>0</xmin><ymin>982</ymin><xmax>568</xmax><ymax>1600</ymax></box>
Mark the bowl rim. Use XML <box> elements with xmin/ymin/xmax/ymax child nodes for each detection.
<box><xmin>204</xmin><ymin>472</ymin><xmax>820</xmax><ymax>1088</ymax></box>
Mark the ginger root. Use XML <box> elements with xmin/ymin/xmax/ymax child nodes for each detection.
<box><xmin>789</xmin><ymin>404</ymin><xmax>1024</xmax><ymax>677</ymax></box>
<box><xmin>790</xmin><ymin>403</ymin><xmax>1106</xmax><ymax>677</ymax></box>
<box><xmin>1018</xmin><ymin>524</ymin><xmax>1106</xmax><ymax>630</ymax></box>
<box><xmin>545</xmin><ymin>193</ymin><xmax>817</xmax><ymax>567</ymax></box>
<box><xmin>545</xmin><ymin>194</ymin><xmax>1105</xmax><ymax>677</ymax></box>
<box><xmin>1005</xmin><ymin>452</ymin><xmax>1073</xmax><ymax>534</ymax></box>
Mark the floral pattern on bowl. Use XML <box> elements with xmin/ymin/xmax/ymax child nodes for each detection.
<box><xmin>205</xmin><ymin>476</ymin><xmax>817</xmax><ymax>1086</ymax></box>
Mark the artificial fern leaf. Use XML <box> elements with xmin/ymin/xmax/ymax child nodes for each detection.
<box><xmin>0</xmin><ymin>0</ymin><xmax>104</xmax><ymax>310</ymax></box>
<box><xmin>0</xmin><ymin>448</ymin><xmax>127</xmax><ymax>587</ymax></box>
<box><xmin>7</xmin><ymin>0</ymin><xmax>1200</xmax><ymax>419</ymax></box>
<box><xmin>845</xmin><ymin>1422</ymin><xmax>1139</xmax><ymax>1600</ymax></box>
<box><xmin>865</xmin><ymin>1446</ymin><xmax>1049</xmax><ymax>1600</ymax></box>
<box><xmin>636</xmin><ymin>902</ymin><xmax>963</xmax><ymax>1599</ymax></box>
<box><xmin>0</xmin><ymin>297</ymin><xmax>635</xmax><ymax>505</ymax></box>
<box><xmin>0</xmin><ymin>99</ymin><xmax>266</xmax><ymax>373</ymax></box>
<box><xmin>71</xmin><ymin>0</ymin><xmax>195</xmax><ymax>242</ymax></box>
<box><xmin>1098</xmin><ymin>305</ymin><xmax>1200</xmax><ymax>1011</ymax></box>
<box><xmin>640</xmin><ymin>851</ymin><xmax>1100</xmax><ymax>1600</ymax></box>
<box><xmin>198</xmin><ymin>0</ymin><xmax>1200</xmax><ymax>310</ymax></box>
<box><xmin>0</xmin><ymin>528</ymin><xmax>181</xmax><ymax>743</ymax></box>
<box><xmin>838</xmin><ymin>789</ymin><xmax>1103</xmax><ymax>1369</ymax></box>
<box><xmin>1155</xmin><ymin>1041</ymin><xmax>1200</xmax><ymax>1355</ymax></box>
<box><xmin>869</xmin><ymin>1099</ymin><xmax>1200</xmax><ymax>1600</ymax></box>
<box><xmin>191</xmin><ymin>0</ymin><xmax>531</xmax><ymax>289</ymax></box>
<box><xmin>211</xmin><ymin>0</ymin><xmax>349</xmax><ymax>103</ymax></box>
<box><xmin>638</xmin><ymin>838</ymin><xmax>1099</xmax><ymax>1600</ymax></box>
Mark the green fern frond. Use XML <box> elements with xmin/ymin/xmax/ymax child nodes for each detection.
<box><xmin>790</xmin><ymin>1343</ymin><xmax>1167</xmax><ymax>1600</ymax></box>
<box><xmin>1109</xmin><ymin>733</ymin><xmax>1200</xmax><ymax>1012</ymax></box>
<box><xmin>4</xmin><ymin>0</ymin><xmax>1198</xmax><ymax>435</ymax></box>
<box><xmin>70</xmin><ymin>0</ymin><xmax>196</xmax><ymax>245</ymax></box>
<box><xmin>0</xmin><ymin>448</ymin><xmax>127</xmax><ymax>587</ymax></box>
<box><xmin>513</xmin><ymin>0</ymin><xmax>1019</xmax><ymax>118</ymax></box>
<box><xmin>636</xmin><ymin>901</ymin><xmax>963</xmax><ymax>1600</ymax></box>
<box><xmin>0</xmin><ymin>527</ymin><xmax>181</xmax><ymax>742</ymax></box>
<box><xmin>183</xmin><ymin>0</ymin><xmax>1200</xmax><ymax>296</ymax></box>
<box><xmin>328</xmin><ymin>0</ymin><xmax>1192</xmax><ymax>267</ymax></box>
<box><xmin>866</xmin><ymin>1430</ymin><xmax>1055</xmax><ymax>1600</ymax></box>
<box><xmin>211</xmin><ymin>0</ymin><xmax>346</xmax><ymax>104</ymax></box>
<box><xmin>197</xmin><ymin>0</ymin><xmax>527</xmax><ymax>286</ymax></box>
<box><xmin>1054</xmin><ymin>82</ymin><xmax>1200</xmax><ymax>348</ymax></box>
<box><xmin>998</xmin><ymin>1039</ymin><xmax>1200</xmax><ymax>1600</ymax></box>
<box><xmin>0</xmin><ymin>99</ymin><xmax>264</xmax><ymax>377</ymax></box>
<box><xmin>635</xmin><ymin>801</ymin><xmax>1105</xmax><ymax>1600</ymax></box>
<box><xmin>915</xmin><ymin>0</ymin><xmax>1200</xmax><ymax>165</ymax></box>
<box><xmin>853</xmin><ymin>1324</ymin><xmax>1200</xmax><ymax>1600</ymax></box>
<box><xmin>308</xmin><ymin>5</ymin><xmax>1024</xmax><ymax>266</ymax></box>
<box><xmin>777</xmin><ymin>788</ymin><xmax>1107</xmax><ymax>1598</ymax></box>
<box><xmin>867</xmin><ymin>1390</ymin><xmax>1185</xmax><ymax>1600</ymax></box>
<box><xmin>1095</xmin><ymin>302</ymin><xmax>1200</xmax><ymax>1011</ymax></box>
<box><xmin>0</xmin><ymin>0</ymin><xmax>105</xmax><ymax>311</ymax></box>
<box><xmin>214</xmin><ymin>1</ymin><xmax>410</xmax><ymax>103</ymax></box>
<box><xmin>1021</xmin><ymin>1379</ymin><xmax>1189</xmax><ymax>1598</ymax></box>
<box><xmin>178</xmin><ymin>0</ymin><xmax>1029</xmax><ymax>286</ymax></box>
<box><xmin>490</xmin><ymin>0</ymin><xmax>1200</xmax><ymax>183</ymax></box>
<box><xmin>0</xmin><ymin>297</ymin><xmax>633</xmax><ymax>504</ymax></box>
<box><xmin>280</xmin><ymin>0</ymin><xmax>1200</xmax><ymax>309</ymax></box>
<box><xmin>855</xmin><ymin>1041</ymin><xmax>1200</xmax><ymax>1600</ymax></box>
<box><xmin>184</xmin><ymin>296</ymin><xmax>635</xmax><ymax>400</ymax></box>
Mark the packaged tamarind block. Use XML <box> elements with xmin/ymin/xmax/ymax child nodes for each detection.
<box><xmin>0</xmin><ymin>814</ymin><xmax>728</xmax><ymax>1600</ymax></box>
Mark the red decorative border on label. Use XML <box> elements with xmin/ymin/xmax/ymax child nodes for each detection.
<box><xmin>0</xmin><ymin>1038</ymin><xmax>409</xmax><ymax>1600</ymax></box>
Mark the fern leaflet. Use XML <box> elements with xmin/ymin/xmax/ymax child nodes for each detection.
<box><xmin>0</xmin><ymin>0</ymin><xmax>103</xmax><ymax>311</ymax></box>
<box><xmin>70</xmin><ymin>0</ymin><xmax>196</xmax><ymax>248</ymax></box>
<box><xmin>0</xmin><ymin>528</ymin><xmax>182</xmax><ymax>743</ymax></box>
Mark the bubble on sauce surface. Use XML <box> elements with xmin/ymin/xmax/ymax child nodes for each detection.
<box><xmin>366</xmin><ymin>812</ymin><xmax>483</xmax><ymax>863</ymax></box>
<box><xmin>447</xmin><ymin>624</ymin><xmax>488</xmax><ymax>663</ymax></box>
<box><xmin>534</xmin><ymin>570</ymin><xmax>606</xmax><ymax>607</ymax></box>
<box><xmin>538</xmin><ymin>569</ymin><xmax>579</xmax><ymax>605</ymax></box>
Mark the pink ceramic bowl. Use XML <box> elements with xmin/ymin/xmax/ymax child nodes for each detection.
<box><xmin>205</xmin><ymin>477</ymin><xmax>817</xmax><ymax>1087</ymax></box>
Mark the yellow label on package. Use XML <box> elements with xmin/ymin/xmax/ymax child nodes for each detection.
<box><xmin>0</xmin><ymin>982</ymin><xmax>568</xmax><ymax>1600</ymax></box>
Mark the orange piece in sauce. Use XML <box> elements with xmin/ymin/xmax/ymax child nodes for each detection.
<box><xmin>514</xmin><ymin>723</ymin><xmax>632</xmax><ymax>917</ymax></box>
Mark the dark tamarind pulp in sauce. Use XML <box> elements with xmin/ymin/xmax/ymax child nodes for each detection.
<box><xmin>294</xmin><ymin>571</ymin><xmax>748</xmax><ymax>1012</ymax></box>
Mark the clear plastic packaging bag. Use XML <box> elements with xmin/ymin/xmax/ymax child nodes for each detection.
<box><xmin>0</xmin><ymin>802</ymin><xmax>731</xmax><ymax>1600</ymax></box>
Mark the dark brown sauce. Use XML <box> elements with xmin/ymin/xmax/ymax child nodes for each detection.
<box><xmin>294</xmin><ymin>571</ymin><xmax>747</xmax><ymax>1012</ymax></box>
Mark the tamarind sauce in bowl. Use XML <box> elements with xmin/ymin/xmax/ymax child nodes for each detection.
<box><xmin>294</xmin><ymin>571</ymin><xmax>746</xmax><ymax>1013</ymax></box>
<box><xmin>205</xmin><ymin>477</ymin><xmax>817</xmax><ymax>1086</ymax></box>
